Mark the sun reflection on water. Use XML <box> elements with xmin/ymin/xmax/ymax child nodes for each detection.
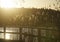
<box><xmin>5</xmin><ymin>33</ymin><xmax>10</xmax><ymax>40</ymax></box>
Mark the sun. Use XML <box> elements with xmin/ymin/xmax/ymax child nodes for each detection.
<box><xmin>5</xmin><ymin>33</ymin><xmax>10</xmax><ymax>40</ymax></box>
<box><xmin>0</xmin><ymin>0</ymin><xmax>26</xmax><ymax>8</ymax></box>
<box><xmin>0</xmin><ymin>0</ymin><xmax>22</xmax><ymax>8</ymax></box>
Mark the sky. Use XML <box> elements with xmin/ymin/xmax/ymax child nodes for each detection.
<box><xmin>0</xmin><ymin>0</ymin><xmax>60</xmax><ymax>10</ymax></box>
<box><xmin>24</xmin><ymin>0</ymin><xmax>60</xmax><ymax>10</ymax></box>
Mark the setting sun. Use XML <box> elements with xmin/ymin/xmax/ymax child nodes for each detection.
<box><xmin>0</xmin><ymin>0</ymin><xmax>15</xmax><ymax>8</ymax></box>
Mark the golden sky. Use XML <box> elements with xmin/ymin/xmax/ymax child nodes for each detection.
<box><xmin>0</xmin><ymin>0</ymin><xmax>60</xmax><ymax>10</ymax></box>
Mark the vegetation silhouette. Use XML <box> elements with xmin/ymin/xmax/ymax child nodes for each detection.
<box><xmin>0</xmin><ymin>8</ymin><xmax>60</xmax><ymax>42</ymax></box>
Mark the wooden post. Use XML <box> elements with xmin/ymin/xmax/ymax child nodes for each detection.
<box><xmin>19</xmin><ymin>27</ymin><xmax>22</xmax><ymax>41</ymax></box>
<box><xmin>4</xmin><ymin>26</ymin><xmax>6</xmax><ymax>40</ymax></box>
<box><xmin>31</xmin><ymin>28</ymin><xmax>33</xmax><ymax>42</ymax></box>
<box><xmin>38</xmin><ymin>28</ymin><xmax>41</xmax><ymax>42</ymax></box>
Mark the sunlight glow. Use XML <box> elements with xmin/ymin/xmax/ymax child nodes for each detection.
<box><xmin>0</xmin><ymin>0</ymin><xmax>15</xmax><ymax>8</ymax></box>
<box><xmin>5</xmin><ymin>33</ymin><xmax>10</xmax><ymax>40</ymax></box>
<box><xmin>0</xmin><ymin>0</ymin><xmax>22</xmax><ymax>8</ymax></box>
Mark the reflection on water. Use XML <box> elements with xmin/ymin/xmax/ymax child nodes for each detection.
<box><xmin>5</xmin><ymin>33</ymin><xmax>10</xmax><ymax>40</ymax></box>
<box><xmin>0</xmin><ymin>27</ymin><xmax>19</xmax><ymax>40</ymax></box>
<box><xmin>0</xmin><ymin>27</ymin><xmax>4</xmax><ymax>32</ymax></box>
<box><xmin>5</xmin><ymin>33</ymin><xmax>19</xmax><ymax>40</ymax></box>
<box><xmin>6</xmin><ymin>27</ymin><xmax>19</xmax><ymax>32</ymax></box>
<box><xmin>0</xmin><ymin>27</ymin><xmax>38</xmax><ymax>41</ymax></box>
<box><xmin>0</xmin><ymin>27</ymin><xmax>59</xmax><ymax>42</ymax></box>
<box><xmin>0</xmin><ymin>33</ymin><xmax>4</xmax><ymax>39</ymax></box>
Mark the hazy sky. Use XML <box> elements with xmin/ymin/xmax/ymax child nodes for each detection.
<box><xmin>24</xmin><ymin>0</ymin><xmax>60</xmax><ymax>9</ymax></box>
<box><xmin>0</xmin><ymin>0</ymin><xmax>60</xmax><ymax>10</ymax></box>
